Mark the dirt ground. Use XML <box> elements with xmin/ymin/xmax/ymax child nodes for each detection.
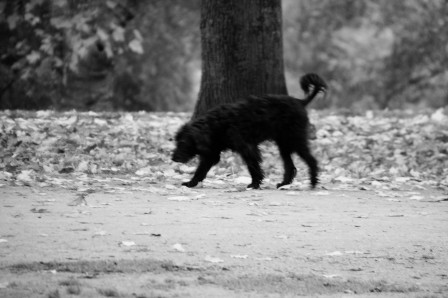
<box><xmin>1</xmin><ymin>181</ymin><xmax>448</xmax><ymax>297</ymax></box>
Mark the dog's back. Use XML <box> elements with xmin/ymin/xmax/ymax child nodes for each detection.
<box><xmin>194</xmin><ymin>95</ymin><xmax>308</xmax><ymax>149</ymax></box>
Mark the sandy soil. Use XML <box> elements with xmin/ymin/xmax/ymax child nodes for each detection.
<box><xmin>1</xmin><ymin>183</ymin><xmax>447</xmax><ymax>297</ymax></box>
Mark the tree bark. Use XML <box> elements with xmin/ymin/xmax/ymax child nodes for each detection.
<box><xmin>193</xmin><ymin>0</ymin><xmax>287</xmax><ymax>118</ymax></box>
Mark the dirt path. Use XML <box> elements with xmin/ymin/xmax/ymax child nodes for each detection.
<box><xmin>1</xmin><ymin>183</ymin><xmax>447</xmax><ymax>297</ymax></box>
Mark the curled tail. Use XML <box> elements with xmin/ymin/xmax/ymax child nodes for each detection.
<box><xmin>300</xmin><ymin>73</ymin><xmax>328</xmax><ymax>106</ymax></box>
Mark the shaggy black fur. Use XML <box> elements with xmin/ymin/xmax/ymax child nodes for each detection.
<box><xmin>172</xmin><ymin>73</ymin><xmax>327</xmax><ymax>189</ymax></box>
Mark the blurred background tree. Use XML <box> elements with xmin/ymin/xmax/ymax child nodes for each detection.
<box><xmin>0</xmin><ymin>0</ymin><xmax>446</xmax><ymax>111</ymax></box>
<box><xmin>283</xmin><ymin>0</ymin><xmax>448</xmax><ymax>110</ymax></box>
<box><xmin>0</xmin><ymin>0</ymin><xmax>200</xmax><ymax>111</ymax></box>
<box><xmin>194</xmin><ymin>0</ymin><xmax>287</xmax><ymax>118</ymax></box>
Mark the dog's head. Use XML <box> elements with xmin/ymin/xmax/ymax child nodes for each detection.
<box><xmin>172</xmin><ymin>124</ymin><xmax>197</xmax><ymax>163</ymax></box>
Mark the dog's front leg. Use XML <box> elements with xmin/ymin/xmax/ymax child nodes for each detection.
<box><xmin>277</xmin><ymin>145</ymin><xmax>297</xmax><ymax>188</ymax></box>
<box><xmin>239</xmin><ymin>146</ymin><xmax>264</xmax><ymax>189</ymax></box>
<box><xmin>182</xmin><ymin>154</ymin><xmax>219</xmax><ymax>187</ymax></box>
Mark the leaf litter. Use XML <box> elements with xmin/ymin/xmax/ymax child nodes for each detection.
<box><xmin>0</xmin><ymin>109</ymin><xmax>447</xmax><ymax>193</ymax></box>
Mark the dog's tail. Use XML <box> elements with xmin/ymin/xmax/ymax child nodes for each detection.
<box><xmin>300</xmin><ymin>73</ymin><xmax>328</xmax><ymax>106</ymax></box>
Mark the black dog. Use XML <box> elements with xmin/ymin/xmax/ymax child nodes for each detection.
<box><xmin>172</xmin><ymin>73</ymin><xmax>327</xmax><ymax>189</ymax></box>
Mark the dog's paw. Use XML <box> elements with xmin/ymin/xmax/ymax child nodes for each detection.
<box><xmin>247</xmin><ymin>183</ymin><xmax>260</xmax><ymax>189</ymax></box>
<box><xmin>182</xmin><ymin>181</ymin><xmax>198</xmax><ymax>188</ymax></box>
<box><xmin>276</xmin><ymin>182</ymin><xmax>290</xmax><ymax>189</ymax></box>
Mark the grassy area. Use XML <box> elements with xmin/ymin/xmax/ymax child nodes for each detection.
<box><xmin>1</xmin><ymin>259</ymin><xmax>423</xmax><ymax>298</ymax></box>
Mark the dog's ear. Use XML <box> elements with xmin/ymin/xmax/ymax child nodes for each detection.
<box><xmin>176</xmin><ymin>124</ymin><xmax>193</xmax><ymax>144</ymax></box>
<box><xmin>193</xmin><ymin>132</ymin><xmax>211</xmax><ymax>154</ymax></box>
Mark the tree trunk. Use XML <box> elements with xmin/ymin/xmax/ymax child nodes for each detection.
<box><xmin>193</xmin><ymin>0</ymin><xmax>287</xmax><ymax>118</ymax></box>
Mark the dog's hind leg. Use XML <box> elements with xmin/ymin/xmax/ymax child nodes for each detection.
<box><xmin>276</xmin><ymin>143</ymin><xmax>297</xmax><ymax>188</ymax></box>
<box><xmin>238</xmin><ymin>145</ymin><xmax>264</xmax><ymax>189</ymax></box>
<box><xmin>295</xmin><ymin>144</ymin><xmax>318</xmax><ymax>189</ymax></box>
<box><xmin>182</xmin><ymin>154</ymin><xmax>220</xmax><ymax>187</ymax></box>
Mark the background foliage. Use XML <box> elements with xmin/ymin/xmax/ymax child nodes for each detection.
<box><xmin>283</xmin><ymin>0</ymin><xmax>448</xmax><ymax>110</ymax></box>
<box><xmin>0</xmin><ymin>0</ymin><xmax>447</xmax><ymax>111</ymax></box>
<box><xmin>0</xmin><ymin>0</ymin><xmax>200</xmax><ymax>111</ymax></box>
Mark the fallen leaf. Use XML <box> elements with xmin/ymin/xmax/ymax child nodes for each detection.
<box><xmin>325</xmin><ymin>251</ymin><xmax>343</xmax><ymax>256</ymax></box>
<box><xmin>17</xmin><ymin>170</ymin><xmax>35</xmax><ymax>185</ymax></box>
<box><xmin>179</xmin><ymin>165</ymin><xmax>196</xmax><ymax>173</ymax></box>
<box><xmin>278</xmin><ymin>184</ymin><xmax>292</xmax><ymax>190</ymax></box>
<box><xmin>323</xmin><ymin>274</ymin><xmax>342</xmax><ymax>279</ymax></box>
<box><xmin>314</xmin><ymin>191</ymin><xmax>331</xmax><ymax>196</ymax></box>
<box><xmin>247</xmin><ymin>211</ymin><xmax>269</xmax><ymax>216</ymax></box>
<box><xmin>230</xmin><ymin>254</ymin><xmax>248</xmax><ymax>259</ymax></box>
<box><xmin>119</xmin><ymin>241</ymin><xmax>136</xmax><ymax>247</ymax></box>
<box><xmin>204</xmin><ymin>255</ymin><xmax>224</xmax><ymax>263</ymax></box>
<box><xmin>172</xmin><ymin>243</ymin><xmax>185</xmax><ymax>252</ymax></box>
<box><xmin>345</xmin><ymin>250</ymin><xmax>364</xmax><ymax>254</ymax></box>
<box><xmin>167</xmin><ymin>196</ymin><xmax>195</xmax><ymax>201</ymax></box>
<box><xmin>354</xmin><ymin>215</ymin><xmax>369</xmax><ymax>219</ymax></box>
<box><xmin>387</xmin><ymin>214</ymin><xmax>405</xmax><ymax>217</ymax></box>
<box><xmin>30</xmin><ymin>208</ymin><xmax>49</xmax><ymax>213</ymax></box>
<box><xmin>234</xmin><ymin>176</ymin><xmax>251</xmax><ymax>185</ymax></box>
<box><xmin>268</xmin><ymin>202</ymin><xmax>282</xmax><ymax>206</ymax></box>
<box><xmin>93</xmin><ymin>231</ymin><xmax>108</xmax><ymax>237</ymax></box>
<box><xmin>274</xmin><ymin>235</ymin><xmax>289</xmax><ymax>240</ymax></box>
<box><xmin>165</xmin><ymin>184</ymin><xmax>178</xmax><ymax>190</ymax></box>
<box><xmin>135</xmin><ymin>167</ymin><xmax>152</xmax><ymax>176</ymax></box>
<box><xmin>68</xmin><ymin>197</ymin><xmax>88</xmax><ymax>206</ymax></box>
